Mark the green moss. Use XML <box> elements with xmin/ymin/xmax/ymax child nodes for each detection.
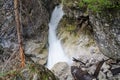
<box><xmin>43</xmin><ymin>75</ymin><xmax>49</xmax><ymax>80</ymax></box>
<box><xmin>66</xmin><ymin>24</ymin><xmax>76</xmax><ymax>31</ymax></box>
<box><xmin>79</xmin><ymin>0</ymin><xmax>120</xmax><ymax>13</ymax></box>
<box><xmin>60</xmin><ymin>17</ymin><xmax>76</xmax><ymax>32</ymax></box>
<box><xmin>0</xmin><ymin>70</ymin><xmax>18</xmax><ymax>78</ymax></box>
<box><xmin>61</xmin><ymin>0</ymin><xmax>75</xmax><ymax>7</ymax></box>
<box><xmin>85</xmin><ymin>39</ymin><xmax>95</xmax><ymax>47</ymax></box>
<box><xmin>0</xmin><ymin>61</ymin><xmax>58</xmax><ymax>80</ymax></box>
<box><xmin>28</xmin><ymin>63</ymin><xmax>39</xmax><ymax>73</ymax></box>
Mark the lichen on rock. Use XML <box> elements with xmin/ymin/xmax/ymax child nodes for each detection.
<box><xmin>90</xmin><ymin>10</ymin><xmax>120</xmax><ymax>60</ymax></box>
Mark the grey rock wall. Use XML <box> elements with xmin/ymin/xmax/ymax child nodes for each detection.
<box><xmin>0</xmin><ymin>0</ymin><xmax>50</xmax><ymax>65</ymax></box>
<box><xmin>90</xmin><ymin>11</ymin><xmax>120</xmax><ymax>60</ymax></box>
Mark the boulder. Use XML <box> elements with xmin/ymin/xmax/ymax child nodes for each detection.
<box><xmin>90</xmin><ymin>10</ymin><xmax>120</xmax><ymax>60</ymax></box>
<box><xmin>51</xmin><ymin>62</ymin><xmax>73</xmax><ymax>80</ymax></box>
<box><xmin>0</xmin><ymin>62</ymin><xmax>58</xmax><ymax>80</ymax></box>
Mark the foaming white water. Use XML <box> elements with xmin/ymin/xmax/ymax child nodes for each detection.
<box><xmin>47</xmin><ymin>5</ymin><xmax>70</xmax><ymax>69</ymax></box>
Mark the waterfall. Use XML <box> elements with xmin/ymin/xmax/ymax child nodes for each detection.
<box><xmin>47</xmin><ymin>5</ymin><xmax>70</xmax><ymax>69</ymax></box>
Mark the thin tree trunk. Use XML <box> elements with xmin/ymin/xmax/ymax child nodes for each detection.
<box><xmin>14</xmin><ymin>0</ymin><xmax>25</xmax><ymax>67</ymax></box>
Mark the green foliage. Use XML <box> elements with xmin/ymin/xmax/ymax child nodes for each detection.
<box><xmin>66</xmin><ymin>24</ymin><xmax>76</xmax><ymax>31</ymax></box>
<box><xmin>79</xmin><ymin>0</ymin><xmax>120</xmax><ymax>12</ymax></box>
<box><xmin>0</xmin><ymin>70</ymin><xmax>17</xmax><ymax>77</ymax></box>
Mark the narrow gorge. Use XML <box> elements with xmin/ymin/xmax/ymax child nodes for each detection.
<box><xmin>0</xmin><ymin>0</ymin><xmax>120</xmax><ymax>80</ymax></box>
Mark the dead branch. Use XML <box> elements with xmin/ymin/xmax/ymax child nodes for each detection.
<box><xmin>93</xmin><ymin>60</ymin><xmax>105</xmax><ymax>78</ymax></box>
<box><xmin>72</xmin><ymin>58</ymin><xmax>110</xmax><ymax>80</ymax></box>
<box><xmin>71</xmin><ymin>66</ymin><xmax>93</xmax><ymax>80</ymax></box>
<box><xmin>72</xmin><ymin>57</ymin><xmax>86</xmax><ymax>65</ymax></box>
<box><xmin>2</xmin><ymin>50</ymin><xmax>18</xmax><ymax>72</ymax></box>
<box><xmin>14</xmin><ymin>0</ymin><xmax>25</xmax><ymax>68</ymax></box>
<box><xmin>93</xmin><ymin>59</ymin><xmax>110</xmax><ymax>78</ymax></box>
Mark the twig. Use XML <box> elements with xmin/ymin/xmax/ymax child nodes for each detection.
<box><xmin>2</xmin><ymin>50</ymin><xmax>18</xmax><ymax>72</ymax></box>
<box><xmin>72</xmin><ymin>57</ymin><xmax>86</xmax><ymax>65</ymax></box>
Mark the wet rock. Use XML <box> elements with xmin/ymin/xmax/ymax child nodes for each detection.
<box><xmin>42</xmin><ymin>0</ymin><xmax>60</xmax><ymax>15</ymax></box>
<box><xmin>58</xmin><ymin>17</ymin><xmax>99</xmax><ymax>60</ymax></box>
<box><xmin>55</xmin><ymin>1</ymin><xmax>99</xmax><ymax>60</ymax></box>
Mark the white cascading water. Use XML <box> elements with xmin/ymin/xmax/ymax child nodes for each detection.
<box><xmin>47</xmin><ymin>4</ymin><xmax>70</xmax><ymax>69</ymax></box>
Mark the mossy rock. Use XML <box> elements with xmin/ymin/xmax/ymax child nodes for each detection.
<box><xmin>0</xmin><ymin>63</ymin><xmax>59</xmax><ymax>80</ymax></box>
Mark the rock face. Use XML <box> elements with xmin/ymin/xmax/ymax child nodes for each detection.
<box><xmin>90</xmin><ymin>11</ymin><xmax>120</xmax><ymax>60</ymax></box>
<box><xmin>42</xmin><ymin>0</ymin><xmax>60</xmax><ymax>15</ymax></box>
<box><xmin>61</xmin><ymin>0</ymin><xmax>120</xmax><ymax>60</ymax></box>
<box><xmin>1</xmin><ymin>0</ymin><xmax>49</xmax><ymax>46</ymax></box>
<box><xmin>0</xmin><ymin>0</ymin><xmax>50</xmax><ymax>65</ymax></box>
<box><xmin>57</xmin><ymin>3</ymin><xmax>99</xmax><ymax>60</ymax></box>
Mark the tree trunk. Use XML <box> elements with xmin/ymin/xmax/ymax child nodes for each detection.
<box><xmin>14</xmin><ymin>0</ymin><xmax>25</xmax><ymax>67</ymax></box>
